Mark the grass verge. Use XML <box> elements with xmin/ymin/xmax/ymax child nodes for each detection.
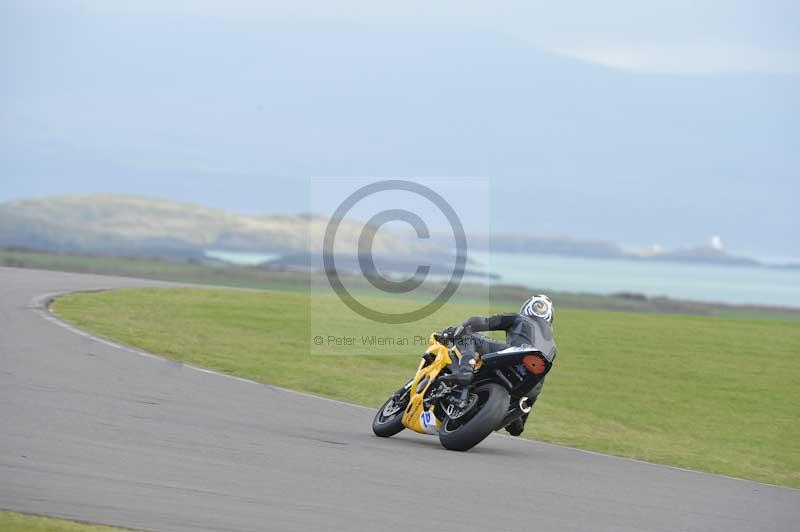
<box><xmin>0</xmin><ymin>511</ymin><xmax>125</xmax><ymax>531</ymax></box>
<box><xmin>53</xmin><ymin>287</ymin><xmax>800</xmax><ymax>487</ymax></box>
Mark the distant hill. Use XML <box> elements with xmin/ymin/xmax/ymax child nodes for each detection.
<box><xmin>0</xmin><ymin>195</ymin><xmax>765</xmax><ymax>268</ymax></box>
<box><xmin>0</xmin><ymin>195</ymin><xmax>428</xmax><ymax>259</ymax></box>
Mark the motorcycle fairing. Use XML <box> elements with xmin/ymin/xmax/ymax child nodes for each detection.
<box><xmin>401</xmin><ymin>334</ymin><xmax>457</xmax><ymax>434</ymax></box>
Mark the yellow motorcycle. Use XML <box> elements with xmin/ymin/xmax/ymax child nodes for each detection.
<box><xmin>372</xmin><ymin>328</ymin><xmax>553</xmax><ymax>451</ymax></box>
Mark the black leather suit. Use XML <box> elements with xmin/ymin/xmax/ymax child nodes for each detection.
<box><xmin>455</xmin><ymin>312</ymin><xmax>557</xmax><ymax>404</ymax></box>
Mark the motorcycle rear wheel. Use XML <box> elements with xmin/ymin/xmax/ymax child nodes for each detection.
<box><xmin>438</xmin><ymin>383</ymin><xmax>509</xmax><ymax>451</ymax></box>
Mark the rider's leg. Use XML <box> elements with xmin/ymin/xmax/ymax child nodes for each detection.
<box><xmin>450</xmin><ymin>335</ymin><xmax>478</xmax><ymax>385</ymax></box>
<box><xmin>524</xmin><ymin>377</ymin><xmax>544</xmax><ymax>407</ymax></box>
<box><xmin>452</xmin><ymin>335</ymin><xmax>507</xmax><ymax>385</ymax></box>
<box><xmin>506</xmin><ymin>378</ymin><xmax>545</xmax><ymax>436</ymax></box>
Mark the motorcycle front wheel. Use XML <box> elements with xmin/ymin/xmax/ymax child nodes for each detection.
<box><xmin>372</xmin><ymin>385</ymin><xmax>410</xmax><ymax>437</ymax></box>
<box><xmin>438</xmin><ymin>382</ymin><xmax>509</xmax><ymax>451</ymax></box>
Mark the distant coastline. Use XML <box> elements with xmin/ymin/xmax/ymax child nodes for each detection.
<box><xmin>3</xmin><ymin>247</ymin><xmax>799</xmax><ymax>316</ymax></box>
<box><xmin>1</xmin><ymin>194</ymin><xmax>793</xmax><ymax>270</ymax></box>
<box><xmin>467</xmin><ymin>234</ymin><xmax>790</xmax><ymax>269</ymax></box>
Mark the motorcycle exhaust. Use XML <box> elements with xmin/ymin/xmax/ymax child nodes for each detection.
<box><xmin>498</xmin><ymin>397</ymin><xmax>533</xmax><ymax>430</ymax></box>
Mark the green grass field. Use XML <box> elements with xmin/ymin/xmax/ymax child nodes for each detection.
<box><xmin>53</xmin><ymin>287</ymin><xmax>800</xmax><ymax>488</ymax></box>
<box><xmin>0</xmin><ymin>511</ymin><xmax>123</xmax><ymax>531</ymax></box>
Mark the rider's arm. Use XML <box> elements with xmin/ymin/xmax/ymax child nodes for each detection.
<box><xmin>462</xmin><ymin>313</ymin><xmax>518</xmax><ymax>333</ymax></box>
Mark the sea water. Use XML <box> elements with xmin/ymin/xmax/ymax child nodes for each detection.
<box><xmin>472</xmin><ymin>251</ymin><xmax>800</xmax><ymax>308</ymax></box>
<box><xmin>206</xmin><ymin>249</ymin><xmax>800</xmax><ymax>308</ymax></box>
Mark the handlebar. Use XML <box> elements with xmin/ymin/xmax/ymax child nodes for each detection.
<box><xmin>434</xmin><ymin>325</ymin><xmax>471</xmax><ymax>346</ymax></box>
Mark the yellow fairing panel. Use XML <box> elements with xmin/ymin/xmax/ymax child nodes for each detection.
<box><xmin>402</xmin><ymin>336</ymin><xmax>457</xmax><ymax>434</ymax></box>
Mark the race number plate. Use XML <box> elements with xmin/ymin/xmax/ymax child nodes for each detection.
<box><xmin>420</xmin><ymin>409</ymin><xmax>439</xmax><ymax>434</ymax></box>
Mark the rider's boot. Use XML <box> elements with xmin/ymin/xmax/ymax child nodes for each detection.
<box><xmin>451</xmin><ymin>351</ymin><xmax>478</xmax><ymax>386</ymax></box>
<box><xmin>505</xmin><ymin>412</ymin><xmax>529</xmax><ymax>436</ymax></box>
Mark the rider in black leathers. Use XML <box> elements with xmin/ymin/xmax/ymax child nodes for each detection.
<box><xmin>443</xmin><ymin>295</ymin><xmax>556</xmax><ymax>436</ymax></box>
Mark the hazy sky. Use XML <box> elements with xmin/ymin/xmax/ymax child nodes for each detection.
<box><xmin>2</xmin><ymin>1</ymin><xmax>798</xmax><ymax>258</ymax></box>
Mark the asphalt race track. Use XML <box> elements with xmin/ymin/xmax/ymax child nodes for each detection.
<box><xmin>0</xmin><ymin>267</ymin><xmax>797</xmax><ymax>532</ymax></box>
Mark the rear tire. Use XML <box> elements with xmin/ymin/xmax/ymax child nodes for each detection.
<box><xmin>438</xmin><ymin>383</ymin><xmax>509</xmax><ymax>451</ymax></box>
<box><xmin>372</xmin><ymin>386</ymin><xmax>409</xmax><ymax>437</ymax></box>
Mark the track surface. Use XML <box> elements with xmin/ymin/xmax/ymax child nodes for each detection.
<box><xmin>0</xmin><ymin>267</ymin><xmax>797</xmax><ymax>532</ymax></box>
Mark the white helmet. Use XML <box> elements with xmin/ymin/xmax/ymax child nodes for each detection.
<box><xmin>521</xmin><ymin>294</ymin><xmax>554</xmax><ymax>324</ymax></box>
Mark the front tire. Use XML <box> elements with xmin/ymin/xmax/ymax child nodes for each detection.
<box><xmin>438</xmin><ymin>383</ymin><xmax>509</xmax><ymax>451</ymax></box>
<box><xmin>372</xmin><ymin>386</ymin><xmax>409</xmax><ymax>437</ymax></box>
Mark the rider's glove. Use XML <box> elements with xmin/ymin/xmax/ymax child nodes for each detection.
<box><xmin>442</xmin><ymin>326</ymin><xmax>458</xmax><ymax>338</ymax></box>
